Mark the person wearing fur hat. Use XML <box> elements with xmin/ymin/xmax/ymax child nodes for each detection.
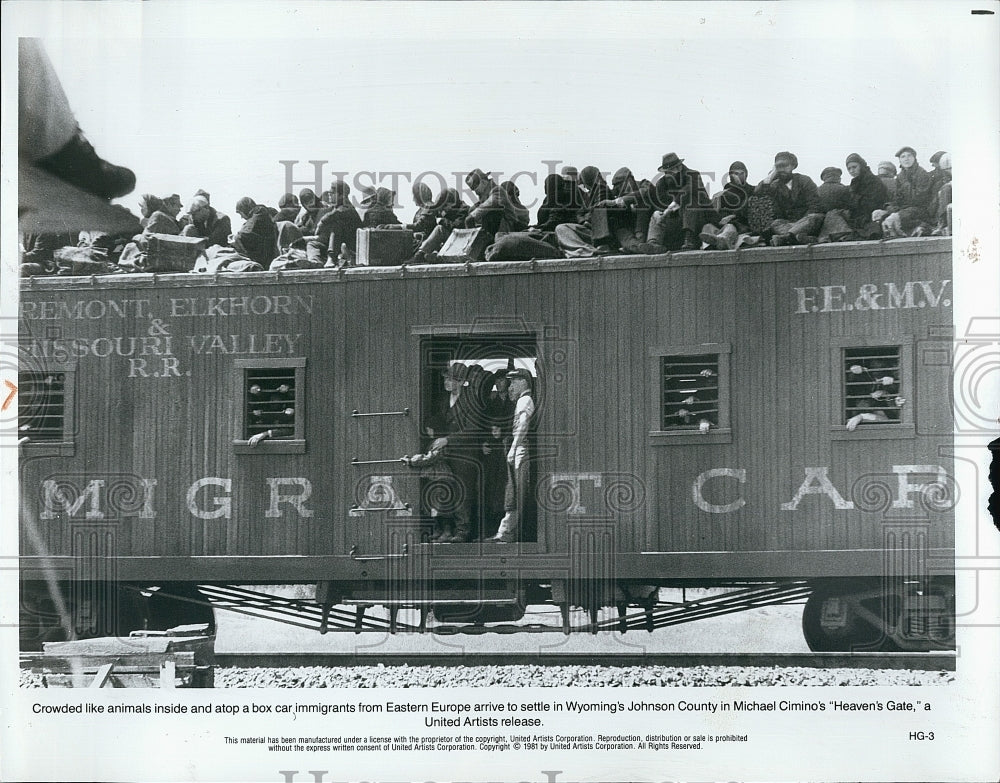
<box><xmin>844</xmin><ymin>153</ymin><xmax>889</xmax><ymax>240</ymax></box>
<box><xmin>755</xmin><ymin>151</ymin><xmax>823</xmax><ymax>245</ymax></box>
<box><xmin>648</xmin><ymin>152</ymin><xmax>713</xmax><ymax>251</ymax></box>
<box><xmin>881</xmin><ymin>146</ymin><xmax>933</xmax><ymax>237</ymax></box>
<box><xmin>233</xmin><ymin>196</ymin><xmax>278</xmax><ymax>267</ymax></box>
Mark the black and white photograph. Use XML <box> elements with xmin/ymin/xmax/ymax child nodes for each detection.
<box><xmin>2</xmin><ymin>2</ymin><xmax>999</xmax><ymax>782</ymax></box>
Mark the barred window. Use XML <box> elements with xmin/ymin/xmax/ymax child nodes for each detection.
<box><xmin>234</xmin><ymin>358</ymin><xmax>306</xmax><ymax>453</ymax></box>
<box><xmin>661</xmin><ymin>354</ymin><xmax>719</xmax><ymax>430</ymax></box>
<box><xmin>18</xmin><ymin>370</ymin><xmax>68</xmax><ymax>442</ymax></box>
<box><xmin>843</xmin><ymin>346</ymin><xmax>904</xmax><ymax>428</ymax></box>
<box><xmin>650</xmin><ymin>344</ymin><xmax>731</xmax><ymax>445</ymax></box>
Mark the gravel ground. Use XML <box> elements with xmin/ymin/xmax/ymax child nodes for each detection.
<box><xmin>19</xmin><ymin>664</ymin><xmax>952</xmax><ymax>689</ymax></box>
<box><xmin>212</xmin><ymin>664</ymin><xmax>954</xmax><ymax>688</ymax></box>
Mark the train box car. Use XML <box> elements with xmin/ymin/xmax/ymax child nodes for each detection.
<box><xmin>18</xmin><ymin>237</ymin><xmax>955</xmax><ymax>650</ymax></box>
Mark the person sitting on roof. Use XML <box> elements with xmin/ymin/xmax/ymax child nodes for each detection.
<box><xmin>308</xmin><ymin>177</ymin><xmax>362</xmax><ymax>265</ymax></box>
<box><xmin>464</xmin><ymin>169</ymin><xmax>530</xmax><ymax>243</ymax></box>
<box><xmin>877</xmin><ymin>160</ymin><xmax>898</xmax><ymax>201</ymax></box>
<box><xmin>813</xmin><ymin>166</ymin><xmax>855</xmax><ymax>243</ymax></box>
<box><xmin>931</xmin><ymin>153</ymin><xmax>952</xmax><ymax>236</ymax></box>
<box><xmin>535</xmin><ymin>173</ymin><xmax>581</xmax><ymax>233</ymax></box>
<box><xmin>137</xmin><ymin>194</ymin><xmax>180</xmax><ymax>235</ymax></box>
<box><xmin>844</xmin><ymin>153</ymin><xmax>888</xmax><ymax>241</ymax></box>
<box><xmin>879</xmin><ymin>146</ymin><xmax>933</xmax><ymax>238</ymax></box>
<box><xmin>274</xmin><ymin>193</ymin><xmax>301</xmax><ymax>223</ymax></box>
<box><xmin>646</xmin><ymin>152</ymin><xmax>714</xmax><ymax>251</ymax></box>
<box><xmin>409</xmin><ymin>187</ymin><xmax>471</xmax><ymax>263</ymax></box>
<box><xmin>755</xmin><ymin>151</ymin><xmax>823</xmax><ymax>246</ymax></box>
<box><xmin>294</xmin><ymin>188</ymin><xmax>324</xmax><ymax>233</ymax></box>
<box><xmin>181</xmin><ymin>195</ymin><xmax>232</xmax><ymax>248</ymax></box>
<box><xmin>360</xmin><ymin>186</ymin><xmax>402</xmax><ymax>227</ymax></box>
<box><xmin>233</xmin><ymin>196</ymin><xmax>278</xmax><ymax>267</ymax></box>
<box><xmin>553</xmin><ymin>165</ymin><xmax>613</xmax><ymax>256</ymax></box>
<box><xmin>699</xmin><ymin>160</ymin><xmax>760</xmax><ymax>250</ymax></box>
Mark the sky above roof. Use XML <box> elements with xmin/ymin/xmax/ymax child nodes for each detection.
<box><xmin>19</xmin><ymin>1</ymin><xmax>963</xmax><ymax>222</ymax></box>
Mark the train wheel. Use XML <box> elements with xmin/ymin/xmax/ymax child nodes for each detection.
<box><xmin>802</xmin><ymin>580</ymin><xmax>900</xmax><ymax>652</ymax></box>
<box><xmin>146</xmin><ymin>583</ymin><xmax>216</xmax><ymax>634</ymax></box>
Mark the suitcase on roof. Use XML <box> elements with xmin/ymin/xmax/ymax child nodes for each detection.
<box><xmin>144</xmin><ymin>233</ymin><xmax>208</xmax><ymax>273</ymax></box>
<box><xmin>356</xmin><ymin>227</ymin><xmax>414</xmax><ymax>266</ymax></box>
<box><xmin>437</xmin><ymin>227</ymin><xmax>490</xmax><ymax>263</ymax></box>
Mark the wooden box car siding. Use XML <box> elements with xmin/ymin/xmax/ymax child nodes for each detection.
<box><xmin>18</xmin><ymin>240</ymin><xmax>953</xmax><ymax>574</ymax></box>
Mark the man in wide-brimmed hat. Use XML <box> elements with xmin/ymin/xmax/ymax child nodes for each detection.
<box><xmin>647</xmin><ymin>152</ymin><xmax>713</xmax><ymax>251</ymax></box>
<box><xmin>491</xmin><ymin>367</ymin><xmax>536</xmax><ymax>543</ymax></box>
<box><xmin>755</xmin><ymin>151</ymin><xmax>823</xmax><ymax>245</ymax></box>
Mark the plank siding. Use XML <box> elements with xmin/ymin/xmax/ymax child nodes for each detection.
<box><xmin>19</xmin><ymin>240</ymin><xmax>954</xmax><ymax>576</ymax></box>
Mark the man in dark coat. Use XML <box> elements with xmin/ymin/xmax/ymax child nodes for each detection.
<box><xmin>755</xmin><ymin>151</ymin><xmax>823</xmax><ymax>245</ymax></box>
<box><xmin>535</xmin><ymin>173</ymin><xmax>581</xmax><ymax>232</ymax></box>
<box><xmin>307</xmin><ymin>178</ymin><xmax>362</xmax><ymax>265</ymax></box>
<box><xmin>181</xmin><ymin>195</ymin><xmax>232</xmax><ymax>247</ymax></box>
<box><xmin>845</xmin><ymin>153</ymin><xmax>889</xmax><ymax>240</ymax></box>
<box><xmin>552</xmin><ymin>165</ymin><xmax>613</xmax><ymax>255</ymax></box>
<box><xmin>233</xmin><ymin>197</ymin><xmax>278</xmax><ymax>267</ymax></box>
<box><xmin>881</xmin><ymin>146</ymin><xmax>933</xmax><ymax>237</ymax></box>
<box><xmin>649</xmin><ymin>152</ymin><xmax>713</xmax><ymax>251</ymax></box>
<box><xmin>699</xmin><ymin>160</ymin><xmax>756</xmax><ymax>250</ymax></box>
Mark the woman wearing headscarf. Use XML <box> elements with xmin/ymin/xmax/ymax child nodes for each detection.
<box><xmin>361</xmin><ymin>187</ymin><xmax>402</xmax><ymax>227</ymax></box>
<box><xmin>498</xmin><ymin>181</ymin><xmax>530</xmax><ymax>233</ymax></box>
<box><xmin>294</xmin><ymin>188</ymin><xmax>323</xmax><ymax>233</ymax></box>
<box><xmin>408</xmin><ymin>188</ymin><xmax>471</xmax><ymax>263</ymax></box>
<box><xmin>845</xmin><ymin>153</ymin><xmax>889</xmax><ymax>240</ymax></box>
<box><xmin>553</xmin><ymin>166</ymin><xmax>613</xmax><ymax>256</ymax></box>
<box><xmin>274</xmin><ymin>193</ymin><xmax>300</xmax><ymax>223</ymax></box>
<box><xmin>409</xmin><ymin>181</ymin><xmax>439</xmax><ymax>237</ymax></box>
<box><xmin>137</xmin><ymin>193</ymin><xmax>180</xmax><ymax>235</ymax></box>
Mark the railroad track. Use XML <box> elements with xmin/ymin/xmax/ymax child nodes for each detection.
<box><xmin>215</xmin><ymin>651</ymin><xmax>955</xmax><ymax>671</ymax></box>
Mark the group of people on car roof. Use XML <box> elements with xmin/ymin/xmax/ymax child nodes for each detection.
<box><xmin>21</xmin><ymin>146</ymin><xmax>952</xmax><ymax>277</ymax></box>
